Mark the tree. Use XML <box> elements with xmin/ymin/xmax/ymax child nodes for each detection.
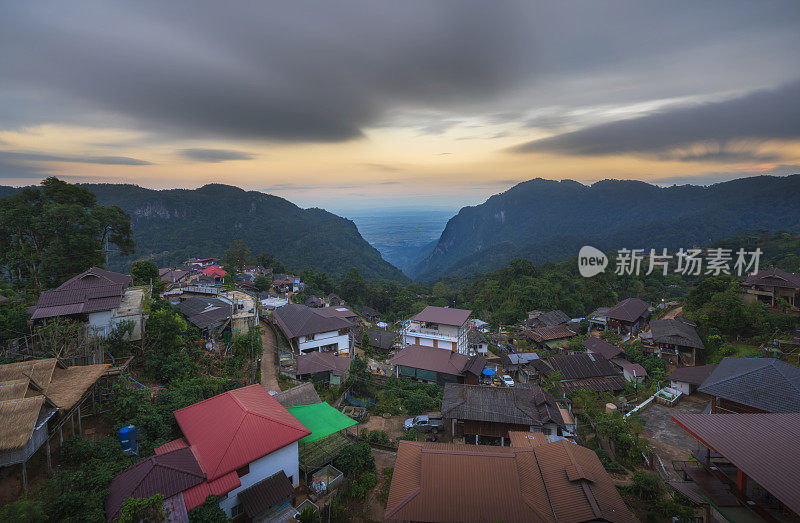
<box><xmin>131</xmin><ymin>260</ymin><xmax>160</xmax><ymax>287</ymax></box>
<box><xmin>0</xmin><ymin>177</ymin><xmax>134</xmax><ymax>293</ymax></box>
<box><xmin>187</xmin><ymin>496</ymin><xmax>226</xmax><ymax>523</ymax></box>
<box><xmin>340</xmin><ymin>267</ymin><xmax>366</xmax><ymax>305</ymax></box>
<box><xmin>119</xmin><ymin>494</ymin><xmax>165</xmax><ymax>523</ymax></box>
<box><xmin>223</xmin><ymin>240</ymin><xmax>251</xmax><ymax>271</ymax></box>
<box><xmin>0</xmin><ymin>291</ymin><xmax>30</xmax><ymax>343</ymax></box>
<box><xmin>254</xmin><ymin>275</ymin><xmax>271</xmax><ymax>292</ymax></box>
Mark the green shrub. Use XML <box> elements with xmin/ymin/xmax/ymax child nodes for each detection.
<box><xmin>348</xmin><ymin>471</ymin><xmax>378</xmax><ymax>499</ymax></box>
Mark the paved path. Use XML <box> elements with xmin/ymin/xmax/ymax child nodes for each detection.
<box><xmin>260</xmin><ymin>324</ymin><xmax>280</xmax><ymax>392</ymax></box>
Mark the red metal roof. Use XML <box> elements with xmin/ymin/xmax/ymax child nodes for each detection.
<box><xmin>201</xmin><ymin>264</ymin><xmax>227</xmax><ymax>277</ymax></box>
<box><xmin>182</xmin><ymin>471</ymin><xmax>242</xmax><ymax>511</ymax></box>
<box><xmin>174</xmin><ymin>384</ymin><xmax>310</xmax><ymax>480</ymax></box>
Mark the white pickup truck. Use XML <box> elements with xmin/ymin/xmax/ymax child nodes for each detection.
<box><xmin>403</xmin><ymin>413</ymin><xmax>444</xmax><ymax>433</ymax></box>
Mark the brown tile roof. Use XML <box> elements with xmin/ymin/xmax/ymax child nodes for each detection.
<box><xmin>441</xmin><ymin>383</ymin><xmax>563</xmax><ymax>429</ymax></box>
<box><xmin>272</xmin><ymin>303</ymin><xmax>354</xmax><ymax>339</ymax></box>
<box><xmin>31</xmin><ymin>267</ymin><xmax>131</xmax><ymax>320</ymax></box>
<box><xmin>547</xmin><ymin>353</ymin><xmax>620</xmax><ymax>380</ymax></box>
<box><xmin>672</xmin><ymin>413</ymin><xmax>800</xmax><ymax>515</ymax></box>
<box><xmin>385</xmin><ymin>440</ymin><xmax>636</xmax><ymax>522</ymax></box>
<box><xmin>388</xmin><ymin>345</ymin><xmax>484</xmax><ymax>377</ymax></box>
<box><xmin>238</xmin><ymin>470</ymin><xmax>294</xmax><ymax>518</ymax></box>
<box><xmin>296</xmin><ymin>352</ymin><xmax>351</xmax><ymax>376</ymax></box>
<box><xmin>668</xmin><ymin>364</ymin><xmax>717</xmax><ymax>386</ymax></box>
<box><xmin>525</xmin><ymin>324</ymin><xmax>576</xmax><ymax>343</ymax></box>
<box><xmin>411</xmin><ymin>306</ymin><xmax>472</xmax><ymax>327</ymax></box>
<box><xmin>606</xmin><ymin>298</ymin><xmax>649</xmax><ymax>323</ymax></box>
<box><xmin>582</xmin><ymin>337</ymin><xmax>624</xmax><ymax>360</ymax></box>
<box><xmin>526</xmin><ymin>310</ymin><xmax>570</xmax><ymax>329</ymax></box>
<box><xmin>650</xmin><ymin>318</ymin><xmax>704</xmax><ymax>350</ymax></box>
<box><xmin>105</xmin><ymin>447</ymin><xmax>205</xmax><ymax>520</ymax></box>
<box><xmin>560</xmin><ymin>376</ymin><xmax>627</xmax><ymax>394</ymax></box>
<box><xmin>745</xmin><ymin>267</ymin><xmax>800</xmax><ymax>289</ymax></box>
<box><xmin>611</xmin><ymin>358</ymin><xmax>647</xmax><ymax>378</ymax></box>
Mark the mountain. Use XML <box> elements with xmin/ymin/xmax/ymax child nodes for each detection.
<box><xmin>0</xmin><ymin>183</ymin><xmax>407</xmax><ymax>281</ymax></box>
<box><xmin>411</xmin><ymin>175</ymin><xmax>800</xmax><ymax>280</ymax></box>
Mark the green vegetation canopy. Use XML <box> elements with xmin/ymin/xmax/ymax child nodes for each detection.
<box><xmin>287</xmin><ymin>402</ymin><xmax>357</xmax><ymax>444</ymax></box>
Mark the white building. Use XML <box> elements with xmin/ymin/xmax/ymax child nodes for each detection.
<box><xmin>272</xmin><ymin>303</ymin><xmax>353</xmax><ymax>354</ymax></box>
<box><xmin>402</xmin><ymin>306</ymin><xmax>472</xmax><ymax>354</ymax></box>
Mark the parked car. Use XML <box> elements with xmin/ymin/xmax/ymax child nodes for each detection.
<box><xmin>501</xmin><ymin>374</ymin><xmax>515</xmax><ymax>387</ymax></box>
<box><xmin>404</xmin><ymin>413</ymin><xmax>444</xmax><ymax>433</ymax></box>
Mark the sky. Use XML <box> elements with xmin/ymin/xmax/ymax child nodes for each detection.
<box><xmin>1</xmin><ymin>1</ymin><xmax>799</xmax><ymax>211</ymax></box>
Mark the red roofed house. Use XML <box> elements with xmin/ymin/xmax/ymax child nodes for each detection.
<box><xmin>148</xmin><ymin>384</ymin><xmax>310</xmax><ymax>519</ymax></box>
<box><xmin>200</xmin><ymin>264</ymin><xmax>227</xmax><ymax>283</ymax></box>
<box><xmin>402</xmin><ymin>306</ymin><xmax>473</xmax><ymax>354</ymax></box>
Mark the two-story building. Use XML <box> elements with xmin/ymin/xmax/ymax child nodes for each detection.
<box><xmin>401</xmin><ymin>306</ymin><xmax>472</xmax><ymax>354</ymax></box>
<box><xmin>107</xmin><ymin>384</ymin><xmax>310</xmax><ymax>521</ymax></box>
<box><xmin>741</xmin><ymin>267</ymin><xmax>800</xmax><ymax>310</ymax></box>
<box><xmin>272</xmin><ymin>303</ymin><xmax>354</xmax><ymax>354</ymax></box>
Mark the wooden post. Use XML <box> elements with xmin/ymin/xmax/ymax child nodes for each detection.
<box><xmin>59</xmin><ymin>425</ymin><xmax>63</xmax><ymax>445</ymax></box>
<box><xmin>45</xmin><ymin>439</ymin><xmax>52</xmax><ymax>474</ymax></box>
<box><xmin>71</xmin><ymin>412</ymin><xmax>75</xmax><ymax>436</ymax></box>
<box><xmin>737</xmin><ymin>469</ymin><xmax>748</xmax><ymax>494</ymax></box>
<box><xmin>22</xmin><ymin>460</ymin><xmax>28</xmax><ymax>492</ymax></box>
<box><xmin>77</xmin><ymin>405</ymin><xmax>82</xmax><ymax>435</ymax></box>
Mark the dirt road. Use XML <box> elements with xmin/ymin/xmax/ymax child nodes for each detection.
<box><xmin>260</xmin><ymin>324</ymin><xmax>280</xmax><ymax>392</ymax></box>
<box><xmin>663</xmin><ymin>305</ymin><xmax>683</xmax><ymax>319</ymax></box>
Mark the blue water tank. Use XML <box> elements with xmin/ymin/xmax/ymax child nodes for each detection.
<box><xmin>119</xmin><ymin>425</ymin><xmax>136</xmax><ymax>453</ymax></box>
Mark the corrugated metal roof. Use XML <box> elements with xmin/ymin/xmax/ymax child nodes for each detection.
<box><xmin>611</xmin><ymin>358</ymin><xmax>647</xmax><ymax>378</ymax></box>
<box><xmin>296</xmin><ymin>352</ymin><xmax>351</xmax><ymax>376</ymax></box>
<box><xmin>385</xmin><ymin>440</ymin><xmax>636</xmax><ymax>522</ymax></box>
<box><xmin>388</xmin><ymin>345</ymin><xmax>484</xmax><ymax>377</ymax></box>
<box><xmin>238</xmin><ymin>470</ymin><xmax>294</xmax><ymax>518</ymax></box>
<box><xmin>606</xmin><ymin>298</ymin><xmax>649</xmax><ymax>323</ymax></box>
<box><xmin>582</xmin><ymin>337</ymin><xmax>624</xmax><ymax>360</ymax></box>
<box><xmin>698</xmin><ymin>357</ymin><xmax>800</xmax><ymax>413</ymax></box>
<box><xmin>672</xmin><ymin>413</ymin><xmax>800</xmax><ymax>515</ymax></box>
<box><xmin>745</xmin><ymin>267</ymin><xmax>800</xmax><ymax>289</ymax></box>
<box><xmin>560</xmin><ymin>376</ymin><xmax>627</xmax><ymax>394</ymax></box>
<box><xmin>411</xmin><ymin>306</ymin><xmax>472</xmax><ymax>327</ymax></box>
<box><xmin>182</xmin><ymin>471</ymin><xmax>241</xmax><ymax>511</ymax></box>
<box><xmin>174</xmin><ymin>384</ymin><xmax>310</xmax><ymax>480</ymax></box>
<box><xmin>650</xmin><ymin>318</ymin><xmax>704</xmax><ymax>350</ymax></box>
<box><xmin>273</xmin><ymin>303</ymin><xmax>354</xmax><ymax>339</ymax></box>
<box><xmin>668</xmin><ymin>364</ymin><xmax>717</xmax><ymax>386</ymax></box>
<box><xmin>441</xmin><ymin>383</ymin><xmax>563</xmax><ymax>428</ymax></box>
<box><xmin>548</xmin><ymin>353</ymin><xmax>620</xmax><ymax>380</ymax></box>
<box><xmin>105</xmin><ymin>447</ymin><xmax>205</xmax><ymax>520</ymax></box>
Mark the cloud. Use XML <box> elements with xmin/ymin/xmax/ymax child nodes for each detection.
<box><xmin>180</xmin><ymin>148</ymin><xmax>254</xmax><ymax>163</ymax></box>
<box><xmin>0</xmin><ymin>150</ymin><xmax>151</xmax><ymax>165</ymax></box>
<box><xmin>511</xmin><ymin>80</ymin><xmax>800</xmax><ymax>158</ymax></box>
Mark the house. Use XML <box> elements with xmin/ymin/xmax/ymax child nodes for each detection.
<box><xmin>540</xmin><ymin>353</ymin><xmax>626</xmax><ymax>394</ymax></box>
<box><xmin>364</xmin><ymin>327</ymin><xmax>399</xmax><ymax>353</ymax></box>
<box><xmin>582</xmin><ymin>337</ymin><xmax>624</xmax><ymax>360</ymax></box>
<box><xmin>361</xmin><ymin>305</ymin><xmax>380</xmax><ymax>322</ymax></box>
<box><xmin>388</xmin><ymin>345</ymin><xmax>485</xmax><ymax>386</ymax></box>
<box><xmin>0</xmin><ymin>358</ymin><xmax>109</xmax><ymax>490</ymax></box>
<box><xmin>304</xmin><ymin>296</ymin><xmax>324</xmax><ymax>308</ymax></box>
<box><xmin>587</xmin><ymin>306</ymin><xmax>611</xmax><ymax>331</ymax></box>
<box><xmin>525</xmin><ymin>309</ymin><xmax>570</xmax><ymax>329</ymax></box>
<box><xmin>316</xmin><ymin>306</ymin><xmax>359</xmax><ymax>323</ymax></box>
<box><xmin>273</xmin><ymin>274</ymin><xmax>301</xmax><ymax>293</ymax></box>
<box><xmin>672</xmin><ymin>413</ymin><xmax>800</xmax><ymax>519</ymax></box>
<box><xmin>150</xmin><ymin>385</ymin><xmax>310</xmax><ymax>519</ymax></box>
<box><xmin>385</xmin><ymin>438</ymin><xmax>636</xmax><ymax>523</ymax></box>
<box><xmin>260</xmin><ymin>295</ymin><xmax>288</xmax><ymax>310</ymax></box>
<box><xmin>467</xmin><ymin>329</ymin><xmax>489</xmax><ymax>356</ymax></box>
<box><xmin>219</xmin><ymin>290</ymin><xmax>257</xmax><ymax>335</ymax></box>
<box><xmin>326</xmin><ymin>293</ymin><xmax>343</xmax><ymax>306</ymax></box>
<box><xmin>272</xmin><ymin>304</ymin><xmax>354</xmax><ymax>354</ymax></box>
<box><xmin>441</xmin><ymin>383</ymin><xmax>566</xmax><ymax>443</ymax></box>
<box><xmin>295</xmin><ymin>352</ymin><xmax>351</xmax><ymax>386</ymax></box>
<box><xmin>184</xmin><ymin>257</ymin><xmax>217</xmax><ymax>268</ymax></box>
<box><xmin>159</xmin><ymin>267</ymin><xmax>192</xmax><ymax>284</ymax></box>
<box><xmin>469</xmin><ymin>318</ymin><xmax>489</xmax><ymax>333</ymax></box>
<box><xmin>401</xmin><ymin>306</ymin><xmax>472</xmax><ymax>354</ymax></box>
<box><xmin>605</xmin><ymin>298</ymin><xmax>650</xmax><ymax>335</ymax></box>
<box><xmin>178</xmin><ymin>296</ymin><xmax>232</xmax><ymax>338</ymax></box>
<box><xmin>698</xmin><ymin>357</ymin><xmax>800</xmax><ymax>413</ymax></box>
<box><xmin>500</xmin><ymin>351</ymin><xmax>541</xmax><ymax>382</ymax></box>
<box><xmin>610</xmin><ymin>358</ymin><xmax>647</xmax><ymax>383</ymax></box>
<box><xmin>523</xmin><ymin>324</ymin><xmax>576</xmax><ymax>350</ymax></box>
<box><xmin>200</xmin><ymin>264</ymin><xmax>227</xmax><ymax>283</ymax></box>
<box><xmin>30</xmin><ymin>267</ymin><xmax>145</xmax><ymax>340</ymax></box>
<box><xmin>646</xmin><ymin>317</ymin><xmax>705</xmax><ymax>366</ymax></box>
<box><xmin>668</xmin><ymin>364</ymin><xmax>717</xmax><ymax>395</ymax></box>
<box><xmin>741</xmin><ymin>267</ymin><xmax>800</xmax><ymax>309</ymax></box>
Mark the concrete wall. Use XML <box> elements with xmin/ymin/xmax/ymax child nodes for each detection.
<box><xmin>670</xmin><ymin>380</ymin><xmax>692</xmax><ymax>395</ymax></box>
<box><xmin>298</xmin><ymin>330</ymin><xmax>349</xmax><ymax>353</ymax></box>
<box><xmin>218</xmin><ymin>441</ymin><xmax>300</xmax><ymax>518</ymax></box>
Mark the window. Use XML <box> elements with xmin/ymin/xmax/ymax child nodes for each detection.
<box><xmin>236</xmin><ymin>464</ymin><xmax>249</xmax><ymax>477</ymax></box>
<box><xmin>231</xmin><ymin>504</ymin><xmax>243</xmax><ymax>517</ymax></box>
<box><xmin>307</xmin><ymin>333</ymin><xmax>316</xmax><ymax>341</ymax></box>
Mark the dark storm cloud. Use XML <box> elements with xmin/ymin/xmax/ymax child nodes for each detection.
<box><xmin>0</xmin><ymin>1</ymin><xmax>798</xmax><ymax>145</ymax></box>
<box><xmin>180</xmin><ymin>148</ymin><xmax>254</xmax><ymax>163</ymax></box>
<box><xmin>0</xmin><ymin>151</ymin><xmax>152</xmax><ymax>165</ymax></box>
<box><xmin>512</xmin><ymin>80</ymin><xmax>800</xmax><ymax>158</ymax></box>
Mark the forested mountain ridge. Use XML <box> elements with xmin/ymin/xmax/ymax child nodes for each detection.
<box><xmin>0</xmin><ymin>183</ymin><xmax>407</xmax><ymax>281</ymax></box>
<box><xmin>411</xmin><ymin>175</ymin><xmax>800</xmax><ymax>280</ymax></box>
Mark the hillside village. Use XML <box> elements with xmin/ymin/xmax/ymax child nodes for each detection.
<box><xmin>2</xmin><ymin>201</ymin><xmax>800</xmax><ymax>523</ymax></box>
<box><xmin>0</xmin><ymin>179</ymin><xmax>798</xmax><ymax>523</ymax></box>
